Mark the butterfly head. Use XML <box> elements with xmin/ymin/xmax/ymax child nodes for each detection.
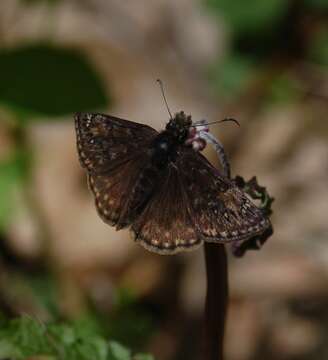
<box><xmin>165</xmin><ymin>111</ymin><xmax>192</xmax><ymax>143</ymax></box>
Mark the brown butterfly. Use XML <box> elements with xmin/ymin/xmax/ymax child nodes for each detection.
<box><xmin>75</xmin><ymin>110</ymin><xmax>271</xmax><ymax>254</ymax></box>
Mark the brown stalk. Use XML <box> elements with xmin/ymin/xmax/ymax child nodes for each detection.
<box><xmin>203</xmin><ymin>242</ymin><xmax>228</xmax><ymax>360</ymax></box>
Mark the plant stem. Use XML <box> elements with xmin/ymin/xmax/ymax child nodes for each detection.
<box><xmin>203</xmin><ymin>243</ymin><xmax>228</xmax><ymax>360</ymax></box>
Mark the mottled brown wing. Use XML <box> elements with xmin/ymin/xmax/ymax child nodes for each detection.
<box><xmin>177</xmin><ymin>148</ymin><xmax>271</xmax><ymax>243</ymax></box>
<box><xmin>75</xmin><ymin>112</ymin><xmax>158</xmax><ymax>174</ymax></box>
<box><xmin>75</xmin><ymin>112</ymin><xmax>158</xmax><ymax>227</ymax></box>
<box><xmin>132</xmin><ymin>162</ymin><xmax>202</xmax><ymax>254</ymax></box>
<box><xmin>87</xmin><ymin>151</ymin><xmax>151</xmax><ymax>227</ymax></box>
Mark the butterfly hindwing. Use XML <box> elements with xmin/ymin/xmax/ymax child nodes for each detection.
<box><xmin>177</xmin><ymin>148</ymin><xmax>271</xmax><ymax>243</ymax></box>
<box><xmin>131</xmin><ymin>146</ymin><xmax>270</xmax><ymax>254</ymax></box>
<box><xmin>132</xmin><ymin>162</ymin><xmax>201</xmax><ymax>254</ymax></box>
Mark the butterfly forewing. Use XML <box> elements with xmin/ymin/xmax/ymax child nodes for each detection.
<box><xmin>75</xmin><ymin>112</ymin><xmax>158</xmax><ymax>227</ymax></box>
<box><xmin>75</xmin><ymin>113</ymin><xmax>158</xmax><ymax>174</ymax></box>
<box><xmin>88</xmin><ymin>151</ymin><xmax>149</xmax><ymax>227</ymax></box>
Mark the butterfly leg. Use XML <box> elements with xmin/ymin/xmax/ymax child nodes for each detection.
<box><xmin>198</xmin><ymin>131</ymin><xmax>231</xmax><ymax>178</ymax></box>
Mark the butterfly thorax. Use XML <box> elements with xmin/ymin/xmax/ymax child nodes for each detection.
<box><xmin>150</xmin><ymin>112</ymin><xmax>191</xmax><ymax>168</ymax></box>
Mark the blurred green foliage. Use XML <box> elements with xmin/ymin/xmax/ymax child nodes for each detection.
<box><xmin>304</xmin><ymin>0</ymin><xmax>328</xmax><ymax>10</ymax></box>
<box><xmin>209</xmin><ymin>53</ymin><xmax>257</xmax><ymax>100</ymax></box>
<box><xmin>206</xmin><ymin>0</ymin><xmax>288</xmax><ymax>36</ymax></box>
<box><xmin>267</xmin><ymin>74</ymin><xmax>302</xmax><ymax>105</ymax></box>
<box><xmin>0</xmin><ymin>316</ymin><xmax>154</xmax><ymax>360</ymax></box>
<box><xmin>0</xmin><ymin>44</ymin><xmax>109</xmax><ymax>118</ymax></box>
<box><xmin>25</xmin><ymin>273</ymin><xmax>60</xmax><ymax>317</ymax></box>
<box><xmin>309</xmin><ymin>28</ymin><xmax>328</xmax><ymax>66</ymax></box>
<box><xmin>3</xmin><ymin>271</ymin><xmax>154</xmax><ymax>354</ymax></box>
<box><xmin>0</xmin><ymin>42</ymin><xmax>109</xmax><ymax>232</ymax></box>
<box><xmin>205</xmin><ymin>0</ymin><xmax>290</xmax><ymax>100</ymax></box>
<box><xmin>106</xmin><ymin>293</ymin><xmax>154</xmax><ymax>351</ymax></box>
<box><xmin>0</xmin><ymin>151</ymin><xmax>30</xmax><ymax>231</ymax></box>
<box><xmin>205</xmin><ymin>0</ymin><xmax>328</xmax><ymax>103</ymax></box>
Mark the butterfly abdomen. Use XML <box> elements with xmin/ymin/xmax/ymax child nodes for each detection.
<box><xmin>116</xmin><ymin>156</ymin><xmax>164</xmax><ymax>229</ymax></box>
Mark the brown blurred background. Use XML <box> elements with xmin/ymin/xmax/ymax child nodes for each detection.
<box><xmin>0</xmin><ymin>0</ymin><xmax>328</xmax><ymax>359</ymax></box>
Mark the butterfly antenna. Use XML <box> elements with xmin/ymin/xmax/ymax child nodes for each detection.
<box><xmin>194</xmin><ymin>118</ymin><xmax>240</xmax><ymax>127</ymax></box>
<box><xmin>157</xmin><ymin>79</ymin><xmax>173</xmax><ymax>120</ymax></box>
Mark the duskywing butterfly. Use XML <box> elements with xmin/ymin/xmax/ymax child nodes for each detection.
<box><xmin>75</xmin><ymin>109</ymin><xmax>271</xmax><ymax>254</ymax></box>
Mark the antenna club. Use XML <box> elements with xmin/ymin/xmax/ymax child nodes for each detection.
<box><xmin>223</xmin><ymin>118</ymin><xmax>240</xmax><ymax>127</ymax></box>
<box><xmin>192</xmin><ymin>118</ymin><xmax>240</xmax><ymax>128</ymax></box>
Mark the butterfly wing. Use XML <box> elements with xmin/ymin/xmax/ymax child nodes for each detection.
<box><xmin>75</xmin><ymin>112</ymin><xmax>158</xmax><ymax>227</ymax></box>
<box><xmin>178</xmin><ymin>148</ymin><xmax>271</xmax><ymax>243</ymax></box>
<box><xmin>132</xmin><ymin>162</ymin><xmax>201</xmax><ymax>254</ymax></box>
<box><xmin>75</xmin><ymin>112</ymin><xmax>158</xmax><ymax>174</ymax></box>
<box><xmin>87</xmin><ymin>153</ymin><xmax>151</xmax><ymax>227</ymax></box>
<box><xmin>132</xmin><ymin>146</ymin><xmax>271</xmax><ymax>254</ymax></box>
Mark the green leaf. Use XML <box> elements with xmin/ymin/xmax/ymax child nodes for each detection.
<box><xmin>47</xmin><ymin>325</ymin><xmax>108</xmax><ymax>360</ymax></box>
<box><xmin>206</xmin><ymin>0</ymin><xmax>289</xmax><ymax>36</ymax></box>
<box><xmin>72</xmin><ymin>315</ymin><xmax>104</xmax><ymax>339</ymax></box>
<box><xmin>0</xmin><ymin>316</ymin><xmax>51</xmax><ymax>359</ymax></box>
<box><xmin>0</xmin><ymin>316</ymin><xmax>155</xmax><ymax>360</ymax></box>
<box><xmin>48</xmin><ymin>324</ymin><xmax>76</xmax><ymax>346</ymax></box>
<box><xmin>62</xmin><ymin>337</ymin><xmax>109</xmax><ymax>360</ymax></box>
<box><xmin>0</xmin><ymin>44</ymin><xmax>109</xmax><ymax>119</ymax></box>
<box><xmin>108</xmin><ymin>341</ymin><xmax>131</xmax><ymax>360</ymax></box>
<box><xmin>0</xmin><ymin>339</ymin><xmax>20</xmax><ymax>359</ymax></box>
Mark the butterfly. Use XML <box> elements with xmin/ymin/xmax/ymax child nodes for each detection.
<box><xmin>75</xmin><ymin>111</ymin><xmax>272</xmax><ymax>254</ymax></box>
